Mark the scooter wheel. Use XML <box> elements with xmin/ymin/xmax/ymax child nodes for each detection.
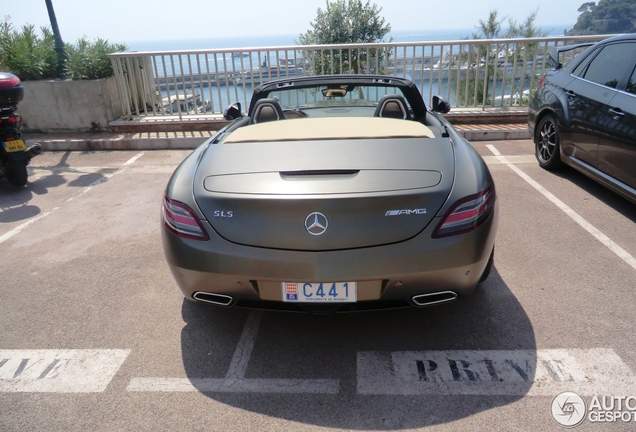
<box><xmin>6</xmin><ymin>161</ymin><xmax>28</xmax><ymax>187</ymax></box>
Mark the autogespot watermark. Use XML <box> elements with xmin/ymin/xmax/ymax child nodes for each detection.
<box><xmin>552</xmin><ymin>392</ymin><xmax>636</xmax><ymax>428</ymax></box>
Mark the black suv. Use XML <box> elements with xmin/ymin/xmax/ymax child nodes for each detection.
<box><xmin>528</xmin><ymin>34</ymin><xmax>636</xmax><ymax>204</ymax></box>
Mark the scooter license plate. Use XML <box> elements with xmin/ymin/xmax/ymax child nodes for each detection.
<box><xmin>2</xmin><ymin>139</ymin><xmax>27</xmax><ymax>153</ymax></box>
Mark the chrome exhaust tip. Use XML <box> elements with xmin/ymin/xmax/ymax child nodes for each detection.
<box><xmin>192</xmin><ymin>292</ymin><xmax>234</xmax><ymax>306</ymax></box>
<box><xmin>412</xmin><ymin>291</ymin><xmax>458</xmax><ymax>307</ymax></box>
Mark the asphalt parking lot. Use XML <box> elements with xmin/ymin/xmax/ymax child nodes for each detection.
<box><xmin>1</xmin><ymin>139</ymin><xmax>636</xmax><ymax>431</ymax></box>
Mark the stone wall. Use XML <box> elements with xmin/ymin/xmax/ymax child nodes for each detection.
<box><xmin>18</xmin><ymin>77</ymin><xmax>123</xmax><ymax>133</ymax></box>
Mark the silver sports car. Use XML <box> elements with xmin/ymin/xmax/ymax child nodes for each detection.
<box><xmin>162</xmin><ymin>75</ymin><xmax>498</xmax><ymax>312</ymax></box>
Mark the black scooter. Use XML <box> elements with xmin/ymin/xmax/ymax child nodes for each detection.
<box><xmin>0</xmin><ymin>72</ymin><xmax>41</xmax><ymax>187</ymax></box>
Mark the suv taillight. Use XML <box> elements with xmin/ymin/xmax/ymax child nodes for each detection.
<box><xmin>537</xmin><ymin>75</ymin><xmax>546</xmax><ymax>90</ymax></box>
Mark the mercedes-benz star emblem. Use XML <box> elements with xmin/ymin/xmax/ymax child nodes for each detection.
<box><xmin>305</xmin><ymin>212</ymin><xmax>328</xmax><ymax>236</ymax></box>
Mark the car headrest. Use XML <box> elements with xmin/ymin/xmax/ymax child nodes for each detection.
<box><xmin>374</xmin><ymin>94</ymin><xmax>412</xmax><ymax>120</ymax></box>
<box><xmin>250</xmin><ymin>98</ymin><xmax>285</xmax><ymax>124</ymax></box>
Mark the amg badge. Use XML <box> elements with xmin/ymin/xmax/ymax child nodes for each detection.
<box><xmin>385</xmin><ymin>209</ymin><xmax>427</xmax><ymax>216</ymax></box>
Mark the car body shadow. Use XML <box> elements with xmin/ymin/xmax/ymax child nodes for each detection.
<box><xmin>550</xmin><ymin>168</ymin><xmax>636</xmax><ymax>221</ymax></box>
<box><xmin>179</xmin><ymin>267</ymin><xmax>536</xmax><ymax>429</ymax></box>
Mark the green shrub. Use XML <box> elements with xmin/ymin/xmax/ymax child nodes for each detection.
<box><xmin>65</xmin><ymin>37</ymin><xmax>127</xmax><ymax>80</ymax></box>
<box><xmin>0</xmin><ymin>18</ymin><xmax>127</xmax><ymax>81</ymax></box>
<box><xmin>0</xmin><ymin>20</ymin><xmax>58</xmax><ymax>80</ymax></box>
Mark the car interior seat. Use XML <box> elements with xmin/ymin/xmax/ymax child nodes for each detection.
<box><xmin>374</xmin><ymin>94</ymin><xmax>412</xmax><ymax>120</ymax></box>
<box><xmin>250</xmin><ymin>98</ymin><xmax>286</xmax><ymax>124</ymax></box>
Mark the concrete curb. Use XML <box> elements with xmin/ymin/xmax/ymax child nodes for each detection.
<box><xmin>23</xmin><ymin>131</ymin><xmax>216</xmax><ymax>151</ymax></box>
<box><xmin>455</xmin><ymin>124</ymin><xmax>531</xmax><ymax>141</ymax></box>
<box><xmin>463</xmin><ymin>129</ymin><xmax>531</xmax><ymax>141</ymax></box>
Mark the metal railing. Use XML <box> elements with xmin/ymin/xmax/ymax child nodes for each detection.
<box><xmin>108</xmin><ymin>35</ymin><xmax>610</xmax><ymax>120</ymax></box>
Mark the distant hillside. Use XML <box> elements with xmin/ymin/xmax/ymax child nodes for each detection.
<box><xmin>568</xmin><ymin>0</ymin><xmax>636</xmax><ymax>35</ymax></box>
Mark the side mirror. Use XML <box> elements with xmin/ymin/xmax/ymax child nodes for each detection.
<box><xmin>432</xmin><ymin>96</ymin><xmax>451</xmax><ymax>114</ymax></box>
<box><xmin>223</xmin><ymin>102</ymin><xmax>242</xmax><ymax>120</ymax></box>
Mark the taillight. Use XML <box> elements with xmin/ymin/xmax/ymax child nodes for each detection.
<box><xmin>433</xmin><ymin>185</ymin><xmax>495</xmax><ymax>238</ymax></box>
<box><xmin>0</xmin><ymin>114</ymin><xmax>21</xmax><ymax>128</ymax></box>
<box><xmin>537</xmin><ymin>75</ymin><xmax>546</xmax><ymax>90</ymax></box>
<box><xmin>0</xmin><ymin>76</ymin><xmax>20</xmax><ymax>88</ymax></box>
<box><xmin>162</xmin><ymin>196</ymin><xmax>209</xmax><ymax>241</ymax></box>
<box><xmin>8</xmin><ymin>114</ymin><xmax>21</xmax><ymax>129</ymax></box>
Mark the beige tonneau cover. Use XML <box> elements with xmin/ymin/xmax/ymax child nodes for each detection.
<box><xmin>223</xmin><ymin>117</ymin><xmax>435</xmax><ymax>143</ymax></box>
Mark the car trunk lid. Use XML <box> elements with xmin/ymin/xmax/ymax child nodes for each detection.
<box><xmin>193</xmin><ymin>120</ymin><xmax>455</xmax><ymax>251</ymax></box>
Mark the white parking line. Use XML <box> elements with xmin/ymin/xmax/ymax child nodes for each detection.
<box><xmin>66</xmin><ymin>152</ymin><xmax>145</xmax><ymax>202</ymax></box>
<box><xmin>358</xmin><ymin>349</ymin><xmax>636</xmax><ymax>396</ymax></box>
<box><xmin>128</xmin><ymin>347</ymin><xmax>636</xmax><ymax>396</ymax></box>
<box><xmin>486</xmin><ymin>145</ymin><xmax>636</xmax><ymax>272</ymax></box>
<box><xmin>126</xmin><ymin>377</ymin><xmax>339</xmax><ymax>394</ymax></box>
<box><xmin>225</xmin><ymin>310</ymin><xmax>263</xmax><ymax>381</ymax></box>
<box><xmin>0</xmin><ymin>152</ymin><xmax>145</xmax><ymax>245</ymax></box>
<box><xmin>4</xmin><ymin>346</ymin><xmax>633</xmax><ymax>395</ymax></box>
<box><xmin>0</xmin><ymin>209</ymin><xmax>59</xmax><ymax>245</ymax></box>
<box><xmin>127</xmin><ymin>311</ymin><xmax>340</xmax><ymax>393</ymax></box>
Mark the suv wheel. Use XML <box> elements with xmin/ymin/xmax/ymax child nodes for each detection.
<box><xmin>535</xmin><ymin>114</ymin><xmax>563</xmax><ymax>169</ymax></box>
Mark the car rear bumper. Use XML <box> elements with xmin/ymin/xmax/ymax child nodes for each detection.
<box><xmin>162</xmin><ymin>205</ymin><xmax>498</xmax><ymax>310</ymax></box>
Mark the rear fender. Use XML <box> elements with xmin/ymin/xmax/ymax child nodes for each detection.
<box><xmin>435</xmin><ymin>130</ymin><xmax>493</xmax><ymax>217</ymax></box>
<box><xmin>166</xmin><ymin>116</ymin><xmax>276</xmax><ymax>218</ymax></box>
<box><xmin>533</xmin><ymin>71</ymin><xmax>575</xmax><ymax>132</ymax></box>
<box><xmin>424</xmin><ymin>114</ymin><xmax>490</xmax><ymax>216</ymax></box>
<box><xmin>1</xmin><ymin>149</ymin><xmax>28</xmax><ymax>162</ymax></box>
<box><xmin>532</xmin><ymin>88</ymin><xmax>570</xmax><ymax>139</ymax></box>
<box><xmin>165</xmin><ymin>143</ymin><xmax>211</xmax><ymax>220</ymax></box>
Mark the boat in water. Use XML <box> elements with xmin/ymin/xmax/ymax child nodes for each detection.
<box><xmin>161</xmin><ymin>92</ymin><xmax>205</xmax><ymax>115</ymax></box>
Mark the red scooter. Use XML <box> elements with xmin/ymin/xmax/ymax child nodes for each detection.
<box><xmin>0</xmin><ymin>72</ymin><xmax>41</xmax><ymax>187</ymax></box>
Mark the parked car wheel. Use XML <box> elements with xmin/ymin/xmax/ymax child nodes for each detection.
<box><xmin>535</xmin><ymin>115</ymin><xmax>562</xmax><ymax>170</ymax></box>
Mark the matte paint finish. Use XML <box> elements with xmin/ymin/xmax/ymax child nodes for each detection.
<box><xmin>162</xmin><ymin>75</ymin><xmax>498</xmax><ymax>309</ymax></box>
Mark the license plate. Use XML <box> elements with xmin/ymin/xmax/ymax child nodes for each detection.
<box><xmin>1</xmin><ymin>139</ymin><xmax>27</xmax><ymax>153</ymax></box>
<box><xmin>282</xmin><ymin>282</ymin><xmax>357</xmax><ymax>303</ymax></box>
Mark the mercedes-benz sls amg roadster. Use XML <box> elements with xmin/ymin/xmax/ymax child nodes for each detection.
<box><xmin>162</xmin><ymin>75</ymin><xmax>498</xmax><ymax>312</ymax></box>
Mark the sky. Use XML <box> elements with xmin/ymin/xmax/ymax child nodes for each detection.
<box><xmin>4</xmin><ymin>0</ymin><xmax>583</xmax><ymax>44</ymax></box>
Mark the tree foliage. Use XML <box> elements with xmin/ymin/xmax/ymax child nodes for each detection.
<box><xmin>298</xmin><ymin>0</ymin><xmax>392</xmax><ymax>75</ymax></box>
<box><xmin>458</xmin><ymin>9</ymin><xmax>548</xmax><ymax>106</ymax></box>
<box><xmin>298</xmin><ymin>0</ymin><xmax>391</xmax><ymax>46</ymax></box>
<box><xmin>571</xmin><ymin>0</ymin><xmax>636</xmax><ymax>34</ymax></box>
<box><xmin>469</xmin><ymin>9</ymin><xmax>548</xmax><ymax>40</ymax></box>
<box><xmin>0</xmin><ymin>18</ymin><xmax>127</xmax><ymax>81</ymax></box>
